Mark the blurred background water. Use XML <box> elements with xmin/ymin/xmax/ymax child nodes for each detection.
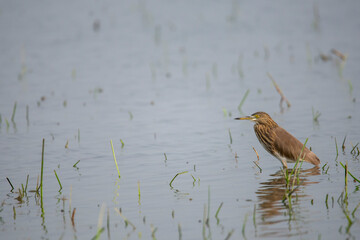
<box><xmin>0</xmin><ymin>0</ymin><xmax>360</xmax><ymax>239</ymax></box>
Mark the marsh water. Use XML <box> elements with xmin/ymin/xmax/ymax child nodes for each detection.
<box><xmin>1</xmin><ymin>1</ymin><xmax>360</xmax><ymax>239</ymax></box>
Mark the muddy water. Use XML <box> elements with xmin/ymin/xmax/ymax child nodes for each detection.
<box><xmin>1</xmin><ymin>0</ymin><xmax>360</xmax><ymax>239</ymax></box>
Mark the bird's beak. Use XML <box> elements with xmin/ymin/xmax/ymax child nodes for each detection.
<box><xmin>234</xmin><ymin>116</ymin><xmax>255</xmax><ymax>121</ymax></box>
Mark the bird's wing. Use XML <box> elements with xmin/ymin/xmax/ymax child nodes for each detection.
<box><xmin>273</xmin><ymin>127</ymin><xmax>310</xmax><ymax>162</ymax></box>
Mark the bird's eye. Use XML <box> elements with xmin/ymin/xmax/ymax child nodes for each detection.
<box><xmin>255</xmin><ymin>114</ymin><xmax>259</xmax><ymax>118</ymax></box>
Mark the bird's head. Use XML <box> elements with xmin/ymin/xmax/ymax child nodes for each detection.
<box><xmin>235</xmin><ymin>112</ymin><xmax>277</xmax><ymax>126</ymax></box>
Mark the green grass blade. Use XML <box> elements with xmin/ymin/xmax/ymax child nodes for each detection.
<box><xmin>110</xmin><ymin>140</ymin><xmax>121</xmax><ymax>178</ymax></box>
<box><xmin>73</xmin><ymin>160</ymin><xmax>80</xmax><ymax>168</ymax></box>
<box><xmin>54</xmin><ymin>170</ymin><xmax>62</xmax><ymax>191</ymax></box>
<box><xmin>6</xmin><ymin>177</ymin><xmax>14</xmax><ymax>191</ymax></box>
<box><xmin>169</xmin><ymin>171</ymin><xmax>188</xmax><ymax>188</ymax></box>
<box><xmin>11</xmin><ymin>101</ymin><xmax>17</xmax><ymax>122</ymax></box>
<box><xmin>339</xmin><ymin>162</ymin><xmax>360</xmax><ymax>183</ymax></box>
<box><xmin>238</xmin><ymin>89</ymin><xmax>250</xmax><ymax>113</ymax></box>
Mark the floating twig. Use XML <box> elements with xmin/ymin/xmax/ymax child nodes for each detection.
<box><xmin>342</xmin><ymin>136</ymin><xmax>347</xmax><ymax>152</ymax></box>
<box><xmin>71</xmin><ymin>208</ymin><xmax>76</xmax><ymax>227</ymax></box>
<box><xmin>331</xmin><ymin>49</ymin><xmax>347</xmax><ymax>61</ymax></box>
<box><xmin>252</xmin><ymin>147</ymin><xmax>260</xmax><ymax>161</ymax></box>
<box><xmin>267</xmin><ymin>73</ymin><xmax>291</xmax><ymax>108</ymax></box>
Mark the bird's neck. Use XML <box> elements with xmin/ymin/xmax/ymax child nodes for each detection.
<box><xmin>256</xmin><ymin>121</ymin><xmax>278</xmax><ymax>129</ymax></box>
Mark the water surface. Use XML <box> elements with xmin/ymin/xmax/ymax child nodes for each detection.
<box><xmin>1</xmin><ymin>0</ymin><xmax>360</xmax><ymax>239</ymax></box>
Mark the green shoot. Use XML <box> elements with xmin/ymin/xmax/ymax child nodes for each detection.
<box><xmin>339</xmin><ymin>162</ymin><xmax>360</xmax><ymax>183</ymax></box>
<box><xmin>335</xmin><ymin>137</ymin><xmax>339</xmax><ymax>158</ymax></box>
<box><xmin>342</xmin><ymin>136</ymin><xmax>346</xmax><ymax>152</ymax></box>
<box><xmin>169</xmin><ymin>171</ymin><xmax>188</xmax><ymax>188</ymax></box>
<box><xmin>215</xmin><ymin>202</ymin><xmax>223</xmax><ymax>224</ymax></box>
<box><xmin>282</xmin><ymin>138</ymin><xmax>308</xmax><ymax>209</ymax></box>
<box><xmin>225</xmin><ymin>229</ymin><xmax>235</xmax><ymax>240</ymax></box>
<box><xmin>242</xmin><ymin>213</ymin><xmax>248</xmax><ymax>239</ymax></box>
<box><xmin>91</xmin><ymin>228</ymin><xmax>104</xmax><ymax>240</ymax></box>
<box><xmin>11</xmin><ymin>101</ymin><xmax>17</xmax><ymax>122</ymax></box>
<box><xmin>24</xmin><ymin>174</ymin><xmax>29</xmax><ymax>193</ymax></box>
<box><xmin>345</xmin><ymin>161</ymin><xmax>348</xmax><ymax>200</ymax></box>
<box><xmin>348</xmin><ymin>80</ymin><xmax>353</xmax><ymax>94</ymax></box>
<box><xmin>228</xmin><ymin>128</ymin><xmax>233</xmax><ymax>144</ymax></box>
<box><xmin>26</xmin><ymin>105</ymin><xmax>29</xmax><ymax>126</ymax></box>
<box><xmin>128</xmin><ymin>111</ymin><xmax>133</xmax><ymax>120</ymax></box>
<box><xmin>238</xmin><ymin>89</ymin><xmax>250</xmax><ymax>113</ymax></box>
<box><xmin>253</xmin><ymin>161</ymin><xmax>262</xmax><ymax>173</ymax></box>
<box><xmin>178</xmin><ymin>223</ymin><xmax>182</xmax><ymax>240</ymax></box>
<box><xmin>6</xmin><ymin>177</ymin><xmax>14</xmax><ymax>191</ymax></box>
<box><xmin>110</xmin><ymin>140</ymin><xmax>121</xmax><ymax>178</ymax></box>
<box><xmin>114</xmin><ymin>208</ymin><xmax>136</xmax><ymax>230</ymax></box>
<box><xmin>138</xmin><ymin>181</ymin><xmax>141</xmax><ymax>204</ymax></box>
<box><xmin>54</xmin><ymin>170</ymin><xmax>62</xmax><ymax>191</ymax></box>
<box><xmin>40</xmin><ymin>138</ymin><xmax>45</xmax><ymax>198</ymax></box>
<box><xmin>237</xmin><ymin>55</ymin><xmax>244</xmax><ymax>79</ymax></box>
<box><xmin>151</xmin><ymin>224</ymin><xmax>158</xmax><ymax>240</ymax></box>
<box><xmin>222</xmin><ymin>108</ymin><xmax>228</xmax><ymax>117</ymax></box>
<box><xmin>312</xmin><ymin>107</ymin><xmax>321</xmax><ymax>122</ymax></box>
<box><xmin>5</xmin><ymin>118</ymin><xmax>9</xmax><ymax>130</ymax></box>
<box><xmin>92</xmin><ymin>204</ymin><xmax>106</xmax><ymax>240</ymax></box>
<box><xmin>350</xmin><ymin>143</ymin><xmax>359</xmax><ymax>155</ymax></box>
<box><xmin>325</xmin><ymin>194</ymin><xmax>329</xmax><ymax>209</ymax></box>
<box><xmin>73</xmin><ymin>160</ymin><xmax>80</xmax><ymax>168</ymax></box>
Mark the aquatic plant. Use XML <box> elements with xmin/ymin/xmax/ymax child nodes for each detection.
<box><xmin>169</xmin><ymin>171</ymin><xmax>188</xmax><ymax>188</ymax></box>
<box><xmin>54</xmin><ymin>170</ymin><xmax>62</xmax><ymax>191</ymax></box>
<box><xmin>110</xmin><ymin>140</ymin><xmax>120</xmax><ymax>178</ymax></box>
<box><xmin>237</xmin><ymin>89</ymin><xmax>250</xmax><ymax>113</ymax></box>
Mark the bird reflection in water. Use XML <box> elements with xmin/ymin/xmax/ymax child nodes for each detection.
<box><xmin>255</xmin><ymin>166</ymin><xmax>320</xmax><ymax>237</ymax></box>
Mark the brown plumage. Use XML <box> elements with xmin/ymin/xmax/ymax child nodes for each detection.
<box><xmin>235</xmin><ymin>112</ymin><xmax>320</xmax><ymax>168</ymax></box>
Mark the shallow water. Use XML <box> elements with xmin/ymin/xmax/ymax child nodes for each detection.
<box><xmin>1</xmin><ymin>0</ymin><xmax>360</xmax><ymax>239</ymax></box>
